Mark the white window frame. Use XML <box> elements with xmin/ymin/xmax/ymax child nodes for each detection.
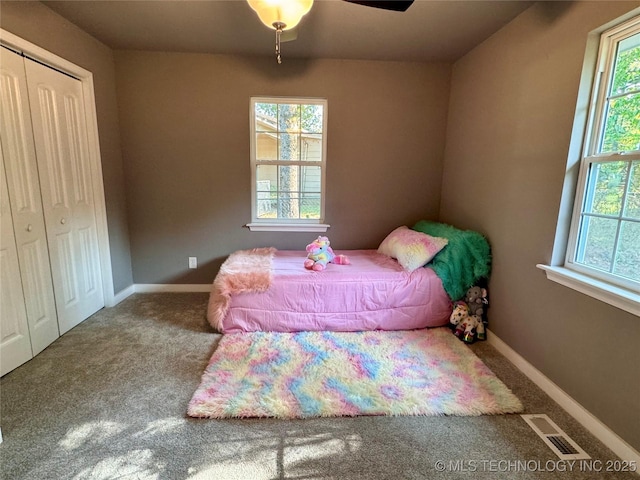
<box><xmin>246</xmin><ymin>96</ymin><xmax>329</xmax><ymax>232</ymax></box>
<box><xmin>539</xmin><ymin>14</ymin><xmax>640</xmax><ymax>317</ymax></box>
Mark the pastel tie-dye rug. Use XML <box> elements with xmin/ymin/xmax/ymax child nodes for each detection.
<box><xmin>187</xmin><ymin>328</ymin><xmax>523</xmax><ymax>419</ymax></box>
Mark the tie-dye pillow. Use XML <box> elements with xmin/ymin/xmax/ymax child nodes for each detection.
<box><xmin>378</xmin><ymin>226</ymin><xmax>448</xmax><ymax>272</ymax></box>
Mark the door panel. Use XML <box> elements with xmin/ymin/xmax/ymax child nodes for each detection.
<box><xmin>0</xmin><ymin>146</ymin><xmax>32</xmax><ymax>376</ymax></box>
<box><xmin>24</xmin><ymin>57</ymin><xmax>104</xmax><ymax>334</ymax></box>
<box><xmin>0</xmin><ymin>48</ymin><xmax>59</xmax><ymax>355</ymax></box>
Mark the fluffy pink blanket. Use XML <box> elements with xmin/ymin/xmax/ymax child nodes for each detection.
<box><xmin>207</xmin><ymin>247</ymin><xmax>276</xmax><ymax>331</ymax></box>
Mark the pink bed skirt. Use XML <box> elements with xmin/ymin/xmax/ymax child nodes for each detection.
<box><xmin>211</xmin><ymin>250</ymin><xmax>451</xmax><ymax>333</ymax></box>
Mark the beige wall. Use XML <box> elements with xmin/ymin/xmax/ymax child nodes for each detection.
<box><xmin>114</xmin><ymin>51</ymin><xmax>450</xmax><ymax>283</ymax></box>
<box><xmin>0</xmin><ymin>1</ymin><xmax>133</xmax><ymax>293</ymax></box>
<box><xmin>442</xmin><ymin>1</ymin><xmax>640</xmax><ymax>451</ymax></box>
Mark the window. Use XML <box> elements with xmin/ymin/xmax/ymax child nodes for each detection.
<box><xmin>541</xmin><ymin>15</ymin><xmax>640</xmax><ymax>316</ymax></box>
<box><xmin>567</xmin><ymin>17</ymin><xmax>640</xmax><ymax>292</ymax></box>
<box><xmin>247</xmin><ymin>97</ymin><xmax>328</xmax><ymax>232</ymax></box>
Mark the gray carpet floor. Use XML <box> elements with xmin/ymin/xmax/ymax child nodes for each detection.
<box><xmin>0</xmin><ymin>293</ymin><xmax>635</xmax><ymax>479</ymax></box>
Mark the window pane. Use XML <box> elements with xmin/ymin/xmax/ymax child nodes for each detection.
<box><xmin>584</xmin><ymin>161</ymin><xmax>628</xmax><ymax>216</ymax></box>
<box><xmin>301</xmin><ymin>104</ymin><xmax>323</xmax><ymax>133</ymax></box>
<box><xmin>278</xmin><ymin>133</ymin><xmax>300</xmax><ymax>161</ymax></box>
<box><xmin>277</xmin><ymin>194</ymin><xmax>300</xmax><ymax>219</ymax></box>
<box><xmin>255</xmin><ymin>103</ymin><xmax>277</xmax><ymax>132</ymax></box>
<box><xmin>601</xmin><ymin>93</ymin><xmax>640</xmax><ymax>153</ymax></box>
<box><xmin>256</xmin><ymin>165</ymin><xmax>277</xmax><ymax>184</ymax></box>
<box><xmin>576</xmin><ymin>216</ymin><xmax>617</xmax><ymax>272</ymax></box>
<box><xmin>610</xmin><ymin>32</ymin><xmax>640</xmax><ymax>97</ymax></box>
<box><xmin>255</xmin><ymin>132</ymin><xmax>278</xmax><ymax>160</ymax></box>
<box><xmin>256</xmin><ymin>166</ymin><xmax>277</xmax><ymax>218</ymax></box>
<box><xmin>613</xmin><ymin>220</ymin><xmax>640</xmax><ymax>281</ymax></box>
<box><xmin>301</xmin><ymin>165</ymin><xmax>321</xmax><ymax>193</ymax></box>
<box><xmin>623</xmin><ymin>161</ymin><xmax>640</xmax><ymax>219</ymax></box>
<box><xmin>601</xmin><ymin>32</ymin><xmax>640</xmax><ymax>154</ymax></box>
<box><xmin>256</xmin><ymin>200</ymin><xmax>276</xmax><ymax>219</ymax></box>
<box><xmin>301</xmin><ymin>194</ymin><xmax>320</xmax><ymax>219</ymax></box>
<box><xmin>278</xmin><ymin>104</ymin><xmax>301</xmax><ymax>132</ymax></box>
<box><xmin>301</xmin><ymin>134</ymin><xmax>322</xmax><ymax>162</ymax></box>
<box><xmin>278</xmin><ymin>166</ymin><xmax>299</xmax><ymax>192</ymax></box>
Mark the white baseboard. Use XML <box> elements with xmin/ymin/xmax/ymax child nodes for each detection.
<box><xmin>106</xmin><ymin>284</ymin><xmax>211</xmax><ymax>306</ymax></box>
<box><xmin>487</xmin><ymin>329</ymin><xmax>640</xmax><ymax>469</ymax></box>
<box><xmin>110</xmin><ymin>285</ymin><xmax>136</xmax><ymax>306</ymax></box>
<box><xmin>134</xmin><ymin>284</ymin><xmax>212</xmax><ymax>293</ymax></box>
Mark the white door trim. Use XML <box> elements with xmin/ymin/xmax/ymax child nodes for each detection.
<box><xmin>0</xmin><ymin>29</ymin><xmax>115</xmax><ymax>307</ymax></box>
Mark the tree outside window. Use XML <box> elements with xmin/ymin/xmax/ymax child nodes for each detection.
<box><xmin>570</xmin><ymin>22</ymin><xmax>640</xmax><ymax>289</ymax></box>
<box><xmin>250</xmin><ymin>98</ymin><xmax>327</xmax><ymax>228</ymax></box>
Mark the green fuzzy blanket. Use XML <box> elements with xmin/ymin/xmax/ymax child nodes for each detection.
<box><xmin>412</xmin><ymin>220</ymin><xmax>491</xmax><ymax>301</ymax></box>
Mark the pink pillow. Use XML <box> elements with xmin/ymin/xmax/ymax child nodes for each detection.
<box><xmin>377</xmin><ymin>226</ymin><xmax>448</xmax><ymax>272</ymax></box>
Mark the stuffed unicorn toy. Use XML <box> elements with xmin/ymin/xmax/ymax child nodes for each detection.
<box><xmin>304</xmin><ymin>236</ymin><xmax>350</xmax><ymax>271</ymax></box>
<box><xmin>454</xmin><ymin>314</ymin><xmax>485</xmax><ymax>344</ymax></box>
<box><xmin>449</xmin><ymin>301</ymin><xmax>469</xmax><ymax>330</ymax></box>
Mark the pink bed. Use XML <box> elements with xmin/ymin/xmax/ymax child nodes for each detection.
<box><xmin>208</xmin><ymin>249</ymin><xmax>451</xmax><ymax>334</ymax></box>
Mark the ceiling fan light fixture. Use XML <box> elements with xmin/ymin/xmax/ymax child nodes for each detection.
<box><xmin>247</xmin><ymin>0</ymin><xmax>313</xmax><ymax>64</ymax></box>
<box><xmin>247</xmin><ymin>0</ymin><xmax>314</xmax><ymax>31</ymax></box>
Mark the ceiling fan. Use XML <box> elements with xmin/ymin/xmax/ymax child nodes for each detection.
<box><xmin>344</xmin><ymin>1</ymin><xmax>414</xmax><ymax>12</ymax></box>
<box><xmin>247</xmin><ymin>0</ymin><xmax>415</xmax><ymax>63</ymax></box>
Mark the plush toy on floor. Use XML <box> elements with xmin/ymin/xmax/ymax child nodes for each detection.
<box><xmin>449</xmin><ymin>285</ymin><xmax>489</xmax><ymax>343</ymax></box>
<box><xmin>304</xmin><ymin>236</ymin><xmax>350</xmax><ymax>271</ymax></box>
<box><xmin>465</xmin><ymin>285</ymin><xmax>488</xmax><ymax>318</ymax></box>
<box><xmin>454</xmin><ymin>314</ymin><xmax>485</xmax><ymax>343</ymax></box>
<box><xmin>449</xmin><ymin>301</ymin><xmax>469</xmax><ymax>330</ymax></box>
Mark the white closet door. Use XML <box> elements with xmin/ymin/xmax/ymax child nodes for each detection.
<box><xmin>0</xmin><ymin>147</ymin><xmax>32</xmax><ymax>376</ymax></box>
<box><xmin>0</xmin><ymin>48</ymin><xmax>59</xmax><ymax>356</ymax></box>
<box><xmin>24</xmin><ymin>58</ymin><xmax>104</xmax><ymax>334</ymax></box>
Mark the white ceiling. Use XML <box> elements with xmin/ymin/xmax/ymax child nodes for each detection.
<box><xmin>44</xmin><ymin>0</ymin><xmax>534</xmax><ymax>62</ymax></box>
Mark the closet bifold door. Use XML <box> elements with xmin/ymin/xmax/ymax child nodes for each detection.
<box><xmin>0</xmin><ymin>47</ymin><xmax>59</xmax><ymax>370</ymax></box>
<box><xmin>0</xmin><ymin>145</ymin><xmax>32</xmax><ymax>375</ymax></box>
<box><xmin>24</xmin><ymin>57</ymin><xmax>104</xmax><ymax>334</ymax></box>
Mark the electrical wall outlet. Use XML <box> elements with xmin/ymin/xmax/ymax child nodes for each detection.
<box><xmin>188</xmin><ymin>257</ymin><xmax>197</xmax><ymax>269</ymax></box>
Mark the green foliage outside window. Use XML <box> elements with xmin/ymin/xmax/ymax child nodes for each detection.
<box><xmin>578</xmin><ymin>33</ymin><xmax>640</xmax><ymax>283</ymax></box>
<box><xmin>601</xmin><ymin>35</ymin><xmax>640</xmax><ymax>153</ymax></box>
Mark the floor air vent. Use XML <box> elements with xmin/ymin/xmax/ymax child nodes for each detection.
<box><xmin>521</xmin><ymin>414</ymin><xmax>591</xmax><ymax>460</ymax></box>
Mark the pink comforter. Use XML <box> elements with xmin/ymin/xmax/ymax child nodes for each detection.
<box><xmin>215</xmin><ymin>249</ymin><xmax>451</xmax><ymax>333</ymax></box>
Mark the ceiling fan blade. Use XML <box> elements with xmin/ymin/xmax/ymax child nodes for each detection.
<box><xmin>280</xmin><ymin>28</ymin><xmax>298</xmax><ymax>43</ymax></box>
<box><xmin>343</xmin><ymin>0</ymin><xmax>414</xmax><ymax>12</ymax></box>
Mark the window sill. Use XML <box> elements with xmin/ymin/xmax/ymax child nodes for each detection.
<box><xmin>536</xmin><ymin>264</ymin><xmax>639</xmax><ymax>317</ymax></box>
<box><xmin>246</xmin><ymin>223</ymin><xmax>330</xmax><ymax>233</ymax></box>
